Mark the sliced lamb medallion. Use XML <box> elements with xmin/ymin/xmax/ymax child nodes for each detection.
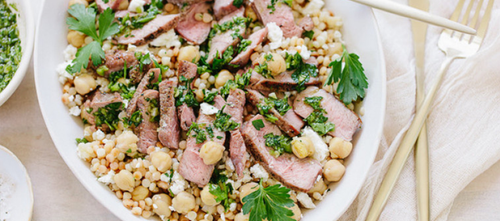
<box><xmin>230</xmin><ymin>130</ymin><xmax>247</xmax><ymax>178</ymax></box>
<box><xmin>229</xmin><ymin>27</ymin><xmax>268</xmax><ymax>68</ymax></box>
<box><xmin>177</xmin><ymin>61</ymin><xmax>198</xmax><ymax>131</ymax></box>
<box><xmin>206</xmin><ymin>8</ymin><xmax>246</xmax><ymax>64</ymax></box>
<box><xmin>136</xmin><ymin>90</ymin><xmax>160</xmax><ymax>153</ymax></box>
<box><xmin>158</xmin><ymin>78</ymin><xmax>180</xmax><ymax>149</ymax></box>
<box><xmin>118</xmin><ymin>14</ymin><xmax>180</xmax><ymax>45</ymax></box>
<box><xmin>298</xmin><ymin>16</ymin><xmax>314</xmax><ymax>31</ymax></box>
<box><xmin>175</xmin><ymin>3</ymin><xmax>212</xmax><ymax>45</ymax></box>
<box><xmin>241</xmin><ymin>115</ymin><xmax>322</xmax><ymax>192</ymax></box>
<box><xmin>178</xmin><ymin>101</ymin><xmax>226</xmax><ymax>187</ymax></box>
<box><xmin>246</xmin><ymin>89</ymin><xmax>304</xmax><ymax>136</ymax></box>
<box><xmin>214</xmin><ymin>0</ymin><xmax>239</xmax><ymax>20</ymax></box>
<box><xmin>251</xmin><ymin>0</ymin><xmax>303</xmax><ymax>38</ymax></box>
<box><xmin>246</xmin><ymin>70</ymin><xmax>321</xmax><ymax>92</ymax></box>
<box><xmin>98</xmin><ymin>50</ymin><xmax>138</xmax><ymax>77</ymax></box>
<box><xmin>225</xmin><ymin>88</ymin><xmax>246</xmax><ymax>125</ymax></box>
<box><xmin>222</xmin><ymin>89</ymin><xmax>247</xmax><ymax>178</ymax></box>
<box><xmin>95</xmin><ymin>0</ymin><xmax>124</xmax><ymax>12</ymax></box>
<box><xmin>293</xmin><ymin>86</ymin><xmax>362</xmax><ymax>141</ymax></box>
<box><xmin>81</xmin><ymin>91</ymin><xmax>123</xmax><ymax>126</ymax></box>
<box><xmin>167</xmin><ymin>0</ymin><xmax>208</xmax><ymax>5</ymax></box>
<box><xmin>126</xmin><ymin>68</ymin><xmax>161</xmax><ymax>117</ymax></box>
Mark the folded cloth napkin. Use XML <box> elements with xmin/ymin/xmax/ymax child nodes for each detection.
<box><xmin>340</xmin><ymin>1</ymin><xmax>500</xmax><ymax>220</ymax></box>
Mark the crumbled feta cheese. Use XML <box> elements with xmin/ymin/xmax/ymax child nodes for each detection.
<box><xmin>266</xmin><ymin>22</ymin><xmax>283</xmax><ymax>50</ymax></box>
<box><xmin>77</xmin><ymin>142</ymin><xmax>96</xmax><ymax>160</ymax></box>
<box><xmin>301</xmin><ymin>0</ymin><xmax>324</xmax><ymax>16</ymax></box>
<box><xmin>168</xmin><ymin>171</ymin><xmax>187</xmax><ymax>195</ymax></box>
<box><xmin>128</xmin><ymin>0</ymin><xmax>146</xmax><ymax>13</ymax></box>
<box><xmin>98</xmin><ymin>170</ymin><xmax>116</xmax><ymax>185</ymax></box>
<box><xmin>69</xmin><ymin>106</ymin><xmax>81</xmax><ymax>116</ymax></box>
<box><xmin>229</xmin><ymin>202</ymin><xmax>237</xmax><ymax>211</ymax></box>
<box><xmin>297</xmin><ymin>44</ymin><xmax>311</xmax><ymax>60</ymax></box>
<box><xmin>63</xmin><ymin>44</ymin><xmax>77</xmax><ymax>61</ymax></box>
<box><xmin>302</xmin><ymin>127</ymin><xmax>329</xmax><ymax>161</ymax></box>
<box><xmin>127</xmin><ymin>44</ymin><xmax>137</xmax><ymax>52</ymax></box>
<box><xmin>225</xmin><ymin>158</ymin><xmax>235</xmax><ymax>172</ymax></box>
<box><xmin>297</xmin><ymin>192</ymin><xmax>316</xmax><ymax>209</ymax></box>
<box><xmin>250</xmin><ymin>164</ymin><xmax>269</xmax><ymax>180</ymax></box>
<box><xmin>200</xmin><ymin>103</ymin><xmax>219</xmax><ymax>115</ymax></box>
<box><xmin>93</xmin><ymin>129</ymin><xmax>106</xmax><ymax>141</ymax></box>
<box><xmin>151</xmin><ymin>29</ymin><xmax>181</xmax><ymax>48</ymax></box>
<box><xmin>333</xmin><ymin>30</ymin><xmax>343</xmax><ymax>42</ymax></box>
<box><xmin>56</xmin><ymin>61</ymin><xmax>73</xmax><ymax>84</ymax></box>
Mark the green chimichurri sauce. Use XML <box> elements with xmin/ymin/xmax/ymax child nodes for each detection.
<box><xmin>0</xmin><ymin>0</ymin><xmax>21</xmax><ymax>93</ymax></box>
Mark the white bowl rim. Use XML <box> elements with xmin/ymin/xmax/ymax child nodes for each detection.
<box><xmin>0</xmin><ymin>0</ymin><xmax>35</xmax><ymax>107</ymax></box>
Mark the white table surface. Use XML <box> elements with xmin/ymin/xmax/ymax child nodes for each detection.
<box><xmin>0</xmin><ymin>1</ymin><xmax>498</xmax><ymax>220</ymax></box>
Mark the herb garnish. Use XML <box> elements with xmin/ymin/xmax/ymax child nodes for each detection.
<box><xmin>213</xmin><ymin>106</ymin><xmax>240</xmax><ymax>132</ymax></box>
<box><xmin>325</xmin><ymin>45</ymin><xmax>368</xmax><ymax>104</ymax></box>
<box><xmin>264</xmin><ymin>133</ymin><xmax>292</xmax><ymax>156</ymax></box>
<box><xmin>233</xmin><ymin>0</ymin><xmax>244</xmax><ymax>8</ymax></box>
<box><xmin>303</xmin><ymin>96</ymin><xmax>335</xmax><ymax>135</ymax></box>
<box><xmin>76</xmin><ymin>137</ymin><xmax>89</xmax><ymax>144</ymax></box>
<box><xmin>303</xmin><ymin>30</ymin><xmax>314</xmax><ymax>39</ymax></box>
<box><xmin>219</xmin><ymin>69</ymin><xmax>252</xmax><ymax>98</ymax></box>
<box><xmin>252</xmin><ymin>119</ymin><xmax>265</xmax><ymax>131</ymax></box>
<box><xmin>118</xmin><ymin>1</ymin><xmax>164</xmax><ymax>35</ymax></box>
<box><xmin>242</xmin><ymin>181</ymin><xmax>295</xmax><ymax>221</ymax></box>
<box><xmin>122</xmin><ymin>110</ymin><xmax>143</xmax><ymax>127</ymax></box>
<box><xmin>175</xmin><ymin>77</ymin><xmax>199</xmax><ymax>107</ymax></box>
<box><xmin>93</xmin><ymin>102</ymin><xmax>123</xmax><ymax>131</ymax></box>
<box><xmin>236</xmin><ymin>39</ymin><xmax>252</xmax><ymax>53</ymax></box>
<box><xmin>209</xmin><ymin>169</ymin><xmax>235</xmax><ymax>211</ymax></box>
<box><xmin>256</xmin><ymin>94</ymin><xmax>291</xmax><ymax>123</ymax></box>
<box><xmin>285</xmin><ymin>53</ymin><xmax>318</xmax><ymax>92</ymax></box>
<box><xmin>187</xmin><ymin>122</ymin><xmax>214</xmax><ymax>144</ymax></box>
<box><xmin>66</xmin><ymin>4</ymin><xmax>119</xmax><ymax>74</ymax></box>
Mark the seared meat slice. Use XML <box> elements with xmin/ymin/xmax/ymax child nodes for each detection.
<box><xmin>224</xmin><ymin>89</ymin><xmax>246</xmax><ymax>125</ymax></box>
<box><xmin>167</xmin><ymin>0</ymin><xmax>208</xmax><ymax>5</ymax></box>
<box><xmin>247</xmin><ymin>70</ymin><xmax>321</xmax><ymax>92</ymax></box>
<box><xmin>206</xmin><ymin>8</ymin><xmax>246</xmax><ymax>64</ymax></box>
<box><xmin>175</xmin><ymin>3</ymin><xmax>212</xmax><ymax>45</ymax></box>
<box><xmin>96</xmin><ymin>0</ymin><xmax>125</xmax><ymax>12</ymax></box>
<box><xmin>158</xmin><ymin>78</ymin><xmax>180</xmax><ymax>149</ymax></box>
<box><xmin>251</xmin><ymin>0</ymin><xmax>303</xmax><ymax>38</ymax></box>
<box><xmin>126</xmin><ymin>68</ymin><xmax>161</xmax><ymax>116</ymax></box>
<box><xmin>118</xmin><ymin>14</ymin><xmax>180</xmax><ymax>45</ymax></box>
<box><xmin>81</xmin><ymin>91</ymin><xmax>123</xmax><ymax>126</ymax></box>
<box><xmin>246</xmin><ymin>89</ymin><xmax>304</xmax><ymax>136</ymax></box>
<box><xmin>214</xmin><ymin>0</ymin><xmax>239</xmax><ymax>20</ymax></box>
<box><xmin>241</xmin><ymin>115</ymin><xmax>322</xmax><ymax>192</ymax></box>
<box><xmin>298</xmin><ymin>16</ymin><xmax>314</xmax><ymax>31</ymax></box>
<box><xmin>178</xmin><ymin>102</ymin><xmax>226</xmax><ymax>187</ymax></box>
<box><xmin>230</xmin><ymin>27</ymin><xmax>268</xmax><ymax>68</ymax></box>
<box><xmin>230</xmin><ymin>130</ymin><xmax>246</xmax><ymax>178</ymax></box>
<box><xmin>135</xmin><ymin>90</ymin><xmax>160</xmax><ymax>153</ymax></box>
<box><xmin>100</xmin><ymin>50</ymin><xmax>138</xmax><ymax>77</ymax></box>
<box><xmin>293</xmin><ymin>87</ymin><xmax>362</xmax><ymax>141</ymax></box>
<box><xmin>177</xmin><ymin>61</ymin><xmax>198</xmax><ymax>131</ymax></box>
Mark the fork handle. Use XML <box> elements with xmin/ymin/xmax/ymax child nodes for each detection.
<box><xmin>366</xmin><ymin>56</ymin><xmax>456</xmax><ymax>221</ymax></box>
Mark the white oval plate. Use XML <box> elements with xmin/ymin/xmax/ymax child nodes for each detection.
<box><xmin>34</xmin><ymin>0</ymin><xmax>386</xmax><ymax>220</ymax></box>
<box><xmin>0</xmin><ymin>0</ymin><xmax>35</xmax><ymax>107</ymax></box>
<box><xmin>0</xmin><ymin>144</ymin><xmax>33</xmax><ymax>221</ymax></box>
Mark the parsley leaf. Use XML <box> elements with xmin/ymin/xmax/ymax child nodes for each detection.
<box><xmin>264</xmin><ymin>133</ymin><xmax>292</xmax><ymax>156</ymax></box>
<box><xmin>252</xmin><ymin>119</ymin><xmax>265</xmax><ymax>131</ymax></box>
<box><xmin>66</xmin><ymin>41</ymin><xmax>105</xmax><ymax>73</ymax></box>
<box><xmin>233</xmin><ymin>0</ymin><xmax>244</xmax><ymax>8</ymax></box>
<box><xmin>303</xmin><ymin>30</ymin><xmax>314</xmax><ymax>39</ymax></box>
<box><xmin>76</xmin><ymin>137</ymin><xmax>88</xmax><ymax>144</ymax></box>
<box><xmin>122</xmin><ymin>110</ymin><xmax>143</xmax><ymax>127</ymax></box>
<box><xmin>325</xmin><ymin>45</ymin><xmax>368</xmax><ymax>104</ymax></box>
<box><xmin>285</xmin><ymin>53</ymin><xmax>318</xmax><ymax>92</ymax></box>
<box><xmin>66</xmin><ymin>4</ymin><xmax>99</xmax><ymax>40</ymax></box>
<box><xmin>303</xmin><ymin>96</ymin><xmax>336</xmax><ymax>135</ymax></box>
<box><xmin>93</xmin><ymin>102</ymin><xmax>123</xmax><ymax>131</ymax></box>
<box><xmin>242</xmin><ymin>181</ymin><xmax>295</xmax><ymax>221</ymax></box>
<box><xmin>256</xmin><ymin>94</ymin><xmax>291</xmax><ymax>123</ymax></box>
<box><xmin>311</xmin><ymin>122</ymin><xmax>335</xmax><ymax>136</ymax></box>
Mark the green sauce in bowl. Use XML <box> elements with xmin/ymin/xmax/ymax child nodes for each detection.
<box><xmin>0</xmin><ymin>0</ymin><xmax>21</xmax><ymax>93</ymax></box>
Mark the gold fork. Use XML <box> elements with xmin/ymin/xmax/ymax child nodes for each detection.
<box><xmin>366</xmin><ymin>0</ymin><xmax>495</xmax><ymax>220</ymax></box>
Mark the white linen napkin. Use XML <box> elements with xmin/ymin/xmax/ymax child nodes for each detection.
<box><xmin>340</xmin><ymin>1</ymin><xmax>500</xmax><ymax>220</ymax></box>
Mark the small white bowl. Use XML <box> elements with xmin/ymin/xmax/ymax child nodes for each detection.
<box><xmin>0</xmin><ymin>144</ymin><xmax>34</xmax><ymax>221</ymax></box>
<box><xmin>0</xmin><ymin>0</ymin><xmax>35</xmax><ymax>107</ymax></box>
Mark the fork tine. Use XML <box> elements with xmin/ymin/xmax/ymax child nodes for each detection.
<box><xmin>476</xmin><ymin>0</ymin><xmax>495</xmax><ymax>38</ymax></box>
<box><xmin>450</xmin><ymin>0</ymin><xmax>467</xmax><ymax>21</ymax></box>
<box><xmin>460</xmin><ymin>0</ymin><xmax>476</xmax><ymax>25</ymax></box>
<box><xmin>469</xmin><ymin>0</ymin><xmax>485</xmax><ymax>28</ymax></box>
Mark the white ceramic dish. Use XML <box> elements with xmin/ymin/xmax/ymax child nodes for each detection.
<box><xmin>0</xmin><ymin>0</ymin><xmax>35</xmax><ymax>107</ymax></box>
<box><xmin>0</xmin><ymin>144</ymin><xmax>34</xmax><ymax>221</ymax></box>
<box><xmin>34</xmin><ymin>0</ymin><xmax>386</xmax><ymax>220</ymax></box>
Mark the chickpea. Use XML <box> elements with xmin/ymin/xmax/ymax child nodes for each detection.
<box><xmin>172</xmin><ymin>191</ymin><xmax>196</xmax><ymax>214</ymax></box>
<box><xmin>132</xmin><ymin>186</ymin><xmax>150</xmax><ymax>201</ymax></box>
<box><xmin>234</xmin><ymin>212</ymin><xmax>249</xmax><ymax>221</ymax></box>
<box><xmin>215</xmin><ymin>70</ymin><xmax>234</xmax><ymax>88</ymax></box>
<box><xmin>178</xmin><ymin>46</ymin><xmax>201</xmax><ymax>63</ymax></box>
<box><xmin>117</xmin><ymin>0</ymin><xmax>129</xmax><ymax>10</ymax></box>
<box><xmin>200</xmin><ymin>185</ymin><xmax>218</xmax><ymax>206</ymax></box>
<box><xmin>74</xmin><ymin>74</ymin><xmax>97</xmax><ymax>95</ymax></box>
<box><xmin>239</xmin><ymin>182</ymin><xmax>258</xmax><ymax>202</ymax></box>
<box><xmin>151</xmin><ymin>151</ymin><xmax>172</xmax><ymax>172</ymax></box>
<box><xmin>244</xmin><ymin>7</ymin><xmax>257</xmax><ymax>22</ymax></box>
<box><xmin>114</xmin><ymin>170</ymin><xmax>135</xmax><ymax>192</ymax></box>
<box><xmin>67</xmin><ymin>30</ymin><xmax>86</xmax><ymax>48</ymax></box>
<box><xmin>261</xmin><ymin>53</ymin><xmax>286</xmax><ymax>76</ymax></box>
<box><xmin>323</xmin><ymin>160</ymin><xmax>346</xmax><ymax>182</ymax></box>
<box><xmin>153</xmin><ymin>193</ymin><xmax>172</xmax><ymax>217</ymax></box>
<box><xmin>68</xmin><ymin>0</ymin><xmax>88</xmax><ymax>8</ymax></box>
<box><xmin>289</xmin><ymin>203</ymin><xmax>302</xmax><ymax>220</ymax></box>
<box><xmin>199</xmin><ymin>141</ymin><xmax>224</xmax><ymax>165</ymax></box>
<box><xmin>329</xmin><ymin>137</ymin><xmax>352</xmax><ymax>159</ymax></box>
<box><xmin>308</xmin><ymin>178</ymin><xmax>327</xmax><ymax>194</ymax></box>
<box><xmin>115</xmin><ymin>130</ymin><xmax>139</xmax><ymax>154</ymax></box>
<box><xmin>291</xmin><ymin>137</ymin><xmax>315</xmax><ymax>159</ymax></box>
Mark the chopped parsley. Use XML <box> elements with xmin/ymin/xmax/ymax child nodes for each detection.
<box><xmin>285</xmin><ymin>52</ymin><xmax>318</xmax><ymax>92</ymax></box>
<box><xmin>252</xmin><ymin>119</ymin><xmax>265</xmax><ymax>131</ymax></box>
<box><xmin>256</xmin><ymin>94</ymin><xmax>292</xmax><ymax>123</ymax></box>
<box><xmin>66</xmin><ymin>4</ymin><xmax>119</xmax><ymax>74</ymax></box>
<box><xmin>93</xmin><ymin>102</ymin><xmax>123</xmax><ymax>131</ymax></box>
<box><xmin>264</xmin><ymin>133</ymin><xmax>292</xmax><ymax>156</ymax></box>
<box><xmin>303</xmin><ymin>96</ymin><xmax>335</xmax><ymax>136</ymax></box>
<box><xmin>118</xmin><ymin>1</ymin><xmax>163</xmax><ymax>36</ymax></box>
<box><xmin>174</xmin><ymin>77</ymin><xmax>199</xmax><ymax>107</ymax></box>
<box><xmin>325</xmin><ymin>45</ymin><xmax>368</xmax><ymax>104</ymax></box>
<box><xmin>303</xmin><ymin>30</ymin><xmax>314</xmax><ymax>39</ymax></box>
<box><xmin>213</xmin><ymin>106</ymin><xmax>240</xmax><ymax>132</ymax></box>
<box><xmin>187</xmin><ymin>122</ymin><xmax>214</xmax><ymax>144</ymax></box>
<box><xmin>209</xmin><ymin>169</ymin><xmax>235</xmax><ymax>211</ymax></box>
<box><xmin>219</xmin><ymin>69</ymin><xmax>253</xmax><ymax>98</ymax></box>
<box><xmin>242</xmin><ymin>181</ymin><xmax>295</xmax><ymax>221</ymax></box>
<box><xmin>76</xmin><ymin>137</ymin><xmax>88</xmax><ymax>144</ymax></box>
<box><xmin>212</xmin><ymin>46</ymin><xmax>234</xmax><ymax>72</ymax></box>
<box><xmin>122</xmin><ymin>110</ymin><xmax>143</xmax><ymax>127</ymax></box>
<box><xmin>233</xmin><ymin>0</ymin><xmax>244</xmax><ymax>8</ymax></box>
<box><xmin>203</xmin><ymin>89</ymin><xmax>218</xmax><ymax>104</ymax></box>
<box><xmin>147</xmin><ymin>97</ymin><xmax>160</xmax><ymax>123</ymax></box>
<box><xmin>236</xmin><ymin>39</ymin><xmax>252</xmax><ymax>53</ymax></box>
